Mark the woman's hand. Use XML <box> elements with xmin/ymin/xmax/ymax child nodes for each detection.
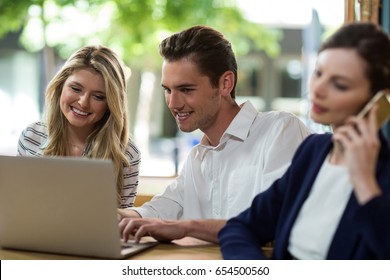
<box><xmin>332</xmin><ymin>105</ymin><xmax>382</xmax><ymax>204</ymax></box>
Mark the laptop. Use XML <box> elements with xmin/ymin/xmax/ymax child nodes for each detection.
<box><xmin>0</xmin><ymin>155</ymin><xmax>157</xmax><ymax>259</ymax></box>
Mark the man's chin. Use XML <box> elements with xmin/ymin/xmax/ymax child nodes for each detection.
<box><xmin>177</xmin><ymin>123</ymin><xmax>197</xmax><ymax>133</ymax></box>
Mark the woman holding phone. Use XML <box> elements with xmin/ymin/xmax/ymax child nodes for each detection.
<box><xmin>218</xmin><ymin>22</ymin><xmax>390</xmax><ymax>259</ymax></box>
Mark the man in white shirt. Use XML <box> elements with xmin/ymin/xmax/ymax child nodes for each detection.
<box><xmin>118</xmin><ymin>25</ymin><xmax>310</xmax><ymax>243</ymax></box>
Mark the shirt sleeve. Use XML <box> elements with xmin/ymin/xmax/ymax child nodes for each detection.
<box><xmin>17</xmin><ymin>122</ymin><xmax>47</xmax><ymax>157</ymax></box>
<box><xmin>17</xmin><ymin>128</ymin><xmax>28</xmax><ymax>156</ymax></box>
<box><xmin>354</xmin><ymin>190</ymin><xmax>390</xmax><ymax>259</ymax></box>
<box><xmin>120</xmin><ymin>140</ymin><xmax>141</xmax><ymax>208</ymax></box>
<box><xmin>261</xmin><ymin>114</ymin><xmax>311</xmax><ymax>191</ymax></box>
<box><xmin>130</xmin><ymin>158</ymin><xmax>187</xmax><ymax>219</ymax></box>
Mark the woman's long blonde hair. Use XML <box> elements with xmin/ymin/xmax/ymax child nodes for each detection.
<box><xmin>43</xmin><ymin>45</ymin><xmax>131</xmax><ymax>202</ymax></box>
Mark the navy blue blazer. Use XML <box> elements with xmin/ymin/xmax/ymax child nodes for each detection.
<box><xmin>219</xmin><ymin>133</ymin><xmax>390</xmax><ymax>259</ymax></box>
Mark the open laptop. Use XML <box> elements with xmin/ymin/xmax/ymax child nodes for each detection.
<box><xmin>0</xmin><ymin>155</ymin><xmax>157</xmax><ymax>259</ymax></box>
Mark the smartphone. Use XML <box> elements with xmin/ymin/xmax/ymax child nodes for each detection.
<box><xmin>357</xmin><ymin>89</ymin><xmax>390</xmax><ymax>128</ymax></box>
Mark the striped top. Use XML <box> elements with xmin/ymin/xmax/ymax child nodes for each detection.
<box><xmin>17</xmin><ymin>121</ymin><xmax>141</xmax><ymax>208</ymax></box>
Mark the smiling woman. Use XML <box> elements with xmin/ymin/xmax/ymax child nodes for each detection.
<box><xmin>60</xmin><ymin>68</ymin><xmax>108</xmax><ymax>152</ymax></box>
<box><xmin>17</xmin><ymin>45</ymin><xmax>141</xmax><ymax>208</ymax></box>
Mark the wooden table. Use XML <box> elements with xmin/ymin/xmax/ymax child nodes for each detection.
<box><xmin>0</xmin><ymin>237</ymin><xmax>222</xmax><ymax>260</ymax></box>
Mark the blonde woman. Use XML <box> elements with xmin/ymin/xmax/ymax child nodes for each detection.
<box><xmin>18</xmin><ymin>45</ymin><xmax>140</xmax><ymax>208</ymax></box>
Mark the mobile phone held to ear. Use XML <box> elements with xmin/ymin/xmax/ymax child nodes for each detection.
<box><xmin>357</xmin><ymin>89</ymin><xmax>390</xmax><ymax>128</ymax></box>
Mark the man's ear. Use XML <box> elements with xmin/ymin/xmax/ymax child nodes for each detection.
<box><xmin>219</xmin><ymin>70</ymin><xmax>235</xmax><ymax>97</ymax></box>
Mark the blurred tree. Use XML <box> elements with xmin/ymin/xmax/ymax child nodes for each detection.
<box><xmin>0</xmin><ymin>0</ymin><xmax>281</xmax><ymax>66</ymax></box>
<box><xmin>112</xmin><ymin>0</ymin><xmax>281</xmax><ymax>68</ymax></box>
<box><xmin>0</xmin><ymin>0</ymin><xmax>282</xmax><ymax>135</ymax></box>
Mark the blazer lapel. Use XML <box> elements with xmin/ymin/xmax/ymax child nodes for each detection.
<box><xmin>276</xmin><ymin>135</ymin><xmax>333</xmax><ymax>258</ymax></box>
<box><xmin>327</xmin><ymin>134</ymin><xmax>389</xmax><ymax>259</ymax></box>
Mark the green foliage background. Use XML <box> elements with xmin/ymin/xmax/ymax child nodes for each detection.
<box><xmin>0</xmin><ymin>0</ymin><xmax>282</xmax><ymax>70</ymax></box>
<box><xmin>0</xmin><ymin>0</ymin><xmax>282</xmax><ymax>136</ymax></box>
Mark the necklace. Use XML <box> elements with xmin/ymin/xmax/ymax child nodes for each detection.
<box><xmin>69</xmin><ymin>143</ymin><xmax>86</xmax><ymax>157</ymax></box>
<box><xmin>70</xmin><ymin>143</ymin><xmax>84</xmax><ymax>149</ymax></box>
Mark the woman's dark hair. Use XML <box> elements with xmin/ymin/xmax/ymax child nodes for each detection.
<box><xmin>319</xmin><ymin>22</ymin><xmax>390</xmax><ymax>95</ymax></box>
<box><xmin>159</xmin><ymin>25</ymin><xmax>238</xmax><ymax>98</ymax></box>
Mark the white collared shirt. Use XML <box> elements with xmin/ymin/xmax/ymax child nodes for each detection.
<box><xmin>133</xmin><ymin>101</ymin><xmax>311</xmax><ymax>219</ymax></box>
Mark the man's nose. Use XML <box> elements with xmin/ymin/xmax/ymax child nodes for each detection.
<box><xmin>166</xmin><ymin>90</ymin><xmax>183</xmax><ymax>110</ymax></box>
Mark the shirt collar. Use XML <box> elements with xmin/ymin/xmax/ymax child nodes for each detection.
<box><xmin>223</xmin><ymin>100</ymin><xmax>258</xmax><ymax>141</ymax></box>
<box><xmin>195</xmin><ymin>100</ymin><xmax>258</xmax><ymax>159</ymax></box>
